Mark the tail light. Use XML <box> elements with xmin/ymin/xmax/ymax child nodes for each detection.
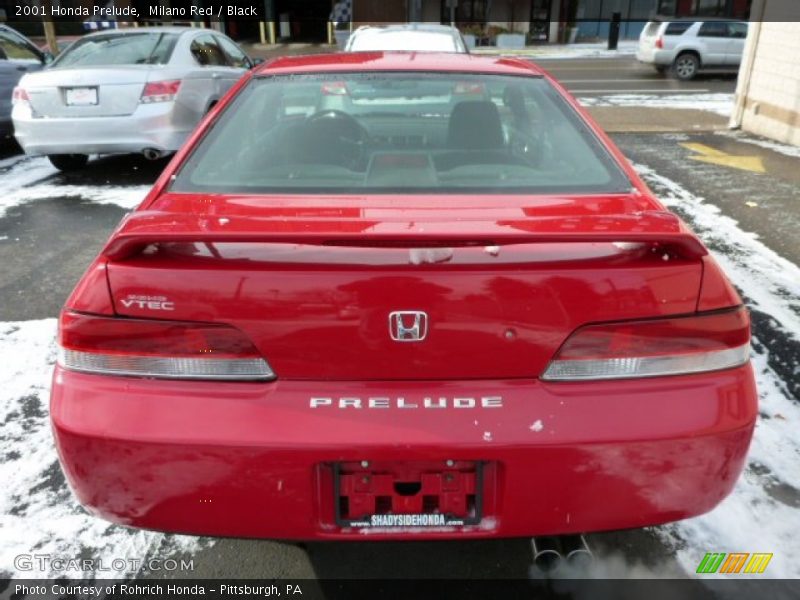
<box><xmin>453</xmin><ymin>82</ymin><xmax>485</xmax><ymax>96</ymax></box>
<box><xmin>655</xmin><ymin>35</ymin><xmax>664</xmax><ymax>49</ymax></box>
<box><xmin>140</xmin><ymin>80</ymin><xmax>181</xmax><ymax>103</ymax></box>
<box><xmin>542</xmin><ymin>307</ymin><xmax>750</xmax><ymax>381</ymax></box>
<box><xmin>57</xmin><ymin>311</ymin><xmax>274</xmax><ymax>381</ymax></box>
<box><xmin>321</xmin><ymin>81</ymin><xmax>349</xmax><ymax>95</ymax></box>
<box><xmin>12</xmin><ymin>87</ymin><xmax>30</xmax><ymax>106</ymax></box>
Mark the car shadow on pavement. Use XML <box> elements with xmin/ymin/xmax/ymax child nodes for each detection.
<box><xmin>57</xmin><ymin>154</ymin><xmax>171</xmax><ymax>187</ymax></box>
<box><xmin>305</xmin><ymin>538</ymin><xmax>533</xmax><ymax>579</ymax></box>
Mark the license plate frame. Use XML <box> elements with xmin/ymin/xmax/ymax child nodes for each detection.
<box><xmin>333</xmin><ymin>461</ymin><xmax>484</xmax><ymax>529</ymax></box>
<box><xmin>65</xmin><ymin>87</ymin><xmax>98</xmax><ymax>106</ymax></box>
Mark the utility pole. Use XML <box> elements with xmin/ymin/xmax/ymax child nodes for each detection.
<box><xmin>40</xmin><ymin>0</ymin><xmax>58</xmax><ymax>55</ymax></box>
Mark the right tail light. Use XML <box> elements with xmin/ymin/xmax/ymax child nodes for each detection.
<box><xmin>542</xmin><ymin>307</ymin><xmax>750</xmax><ymax>381</ymax></box>
<box><xmin>140</xmin><ymin>80</ymin><xmax>182</xmax><ymax>104</ymax></box>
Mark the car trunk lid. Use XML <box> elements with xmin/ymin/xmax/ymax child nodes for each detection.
<box><xmin>23</xmin><ymin>66</ymin><xmax>157</xmax><ymax>118</ymax></box>
<box><xmin>102</xmin><ymin>196</ymin><xmax>705</xmax><ymax>381</ymax></box>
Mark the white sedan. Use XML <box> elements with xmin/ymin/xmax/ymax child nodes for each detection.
<box><xmin>12</xmin><ymin>27</ymin><xmax>255</xmax><ymax>171</ymax></box>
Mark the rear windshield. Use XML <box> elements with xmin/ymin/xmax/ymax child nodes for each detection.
<box><xmin>171</xmin><ymin>72</ymin><xmax>631</xmax><ymax>195</ymax></box>
<box><xmin>643</xmin><ymin>22</ymin><xmax>661</xmax><ymax>36</ymax></box>
<box><xmin>52</xmin><ymin>32</ymin><xmax>178</xmax><ymax>67</ymax></box>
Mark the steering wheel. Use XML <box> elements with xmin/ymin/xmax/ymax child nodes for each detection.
<box><xmin>301</xmin><ymin>110</ymin><xmax>368</xmax><ymax>170</ymax></box>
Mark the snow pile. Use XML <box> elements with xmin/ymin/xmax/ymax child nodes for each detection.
<box><xmin>579</xmin><ymin>93</ymin><xmax>734</xmax><ymax>117</ymax></box>
<box><xmin>634</xmin><ymin>163</ymin><xmax>800</xmax><ymax>578</ymax></box>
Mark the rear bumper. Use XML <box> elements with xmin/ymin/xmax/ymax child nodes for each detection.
<box><xmin>51</xmin><ymin>364</ymin><xmax>757</xmax><ymax>540</ymax></box>
<box><xmin>11</xmin><ymin>101</ymin><xmax>194</xmax><ymax>156</ymax></box>
<box><xmin>636</xmin><ymin>48</ymin><xmax>674</xmax><ymax>66</ymax></box>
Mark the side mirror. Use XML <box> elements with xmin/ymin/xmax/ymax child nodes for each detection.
<box><xmin>250</xmin><ymin>57</ymin><xmax>265</xmax><ymax>67</ymax></box>
<box><xmin>42</xmin><ymin>51</ymin><xmax>54</xmax><ymax>65</ymax></box>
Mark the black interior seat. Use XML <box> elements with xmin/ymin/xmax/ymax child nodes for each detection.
<box><xmin>446</xmin><ymin>100</ymin><xmax>505</xmax><ymax>150</ymax></box>
<box><xmin>437</xmin><ymin>100</ymin><xmax>522</xmax><ymax>172</ymax></box>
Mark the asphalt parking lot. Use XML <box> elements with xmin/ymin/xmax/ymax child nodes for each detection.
<box><xmin>1</xmin><ymin>54</ymin><xmax>798</xmax><ymax>586</ymax></box>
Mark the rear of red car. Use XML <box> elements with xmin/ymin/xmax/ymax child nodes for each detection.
<box><xmin>50</xmin><ymin>53</ymin><xmax>756</xmax><ymax>540</ymax></box>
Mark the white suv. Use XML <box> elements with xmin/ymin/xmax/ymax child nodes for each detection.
<box><xmin>637</xmin><ymin>20</ymin><xmax>748</xmax><ymax>80</ymax></box>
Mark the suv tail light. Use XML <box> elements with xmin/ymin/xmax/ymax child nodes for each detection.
<box><xmin>321</xmin><ymin>81</ymin><xmax>349</xmax><ymax>95</ymax></box>
<box><xmin>452</xmin><ymin>82</ymin><xmax>485</xmax><ymax>96</ymax></box>
<box><xmin>542</xmin><ymin>307</ymin><xmax>750</xmax><ymax>381</ymax></box>
<box><xmin>140</xmin><ymin>80</ymin><xmax>181</xmax><ymax>103</ymax></box>
<box><xmin>655</xmin><ymin>35</ymin><xmax>664</xmax><ymax>49</ymax></box>
<box><xmin>12</xmin><ymin>86</ymin><xmax>30</xmax><ymax>106</ymax></box>
<box><xmin>57</xmin><ymin>311</ymin><xmax>274</xmax><ymax>381</ymax></box>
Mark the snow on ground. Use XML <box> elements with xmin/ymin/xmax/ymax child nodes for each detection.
<box><xmin>714</xmin><ymin>130</ymin><xmax>800</xmax><ymax>159</ymax></box>
<box><xmin>0</xmin><ymin>319</ymin><xmax>209</xmax><ymax>579</ymax></box>
<box><xmin>0</xmin><ymin>156</ymin><xmax>149</xmax><ymax>218</ymax></box>
<box><xmin>634</xmin><ymin>163</ymin><xmax>800</xmax><ymax>578</ymax></box>
<box><xmin>472</xmin><ymin>40</ymin><xmax>638</xmax><ymax>60</ymax></box>
<box><xmin>579</xmin><ymin>93</ymin><xmax>734</xmax><ymax>117</ymax></box>
<box><xmin>0</xmin><ymin>158</ymin><xmax>204</xmax><ymax>578</ymax></box>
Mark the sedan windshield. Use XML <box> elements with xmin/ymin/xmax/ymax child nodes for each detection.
<box><xmin>52</xmin><ymin>32</ymin><xmax>178</xmax><ymax>67</ymax></box>
<box><xmin>172</xmin><ymin>72</ymin><xmax>632</xmax><ymax>194</ymax></box>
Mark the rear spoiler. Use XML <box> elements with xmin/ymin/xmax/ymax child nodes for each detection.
<box><xmin>102</xmin><ymin>210</ymin><xmax>707</xmax><ymax>261</ymax></box>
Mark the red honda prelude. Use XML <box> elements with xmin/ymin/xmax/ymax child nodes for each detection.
<box><xmin>51</xmin><ymin>52</ymin><xmax>756</xmax><ymax>540</ymax></box>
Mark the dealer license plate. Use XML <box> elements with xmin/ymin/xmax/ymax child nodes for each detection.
<box><xmin>65</xmin><ymin>87</ymin><xmax>98</xmax><ymax>106</ymax></box>
<box><xmin>333</xmin><ymin>461</ymin><xmax>484</xmax><ymax>528</ymax></box>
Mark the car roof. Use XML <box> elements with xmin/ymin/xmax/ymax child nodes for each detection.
<box><xmin>81</xmin><ymin>26</ymin><xmax>196</xmax><ymax>38</ymax></box>
<box><xmin>256</xmin><ymin>52</ymin><xmax>544</xmax><ymax>77</ymax></box>
<box><xmin>651</xmin><ymin>16</ymin><xmax>743</xmax><ymax>22</ymax></box>
<box><xmin>353</xmin><ymin>23</ymin><xmax>459</xmax><ymax>34</ymax></box>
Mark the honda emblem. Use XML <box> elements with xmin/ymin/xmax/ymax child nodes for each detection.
<box><xmin>389</xmin><ymin>311</ymin><xmax>428</xmax><ymax>342</ymax></box>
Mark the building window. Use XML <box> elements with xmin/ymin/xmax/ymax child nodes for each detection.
<box><xmin>694</xmin><ymin>0</ymin><xmax>725</xmax><ymax>15</ymax></box>
<box><xmin>441</xmin><ymin>0</ymin><xmax>488</xmax><ymax>24</ymax></box>
<box><xmin>657</xmin><ymin>0</ymin><xmax>678</xmax><ymax>15</ymax></box>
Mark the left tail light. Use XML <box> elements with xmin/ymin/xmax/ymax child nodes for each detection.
<box><xmin>57</xmin><ymin>311</ymin><xmax>274</xmax><ymax>381</ymax></box>
<box><xmin>12</xmin><ymin>87</ymin><xmax>30</xmax><ymax>106</ymax></box>
<box><xmin>140</xmin><ymin>80</ymin><xmax>181</xmax><ymax>103</ymax></box>
<box><xmin>542</xmin><ymin>307</ymin><xmax>750</xmax><ymax>381</ymax></box>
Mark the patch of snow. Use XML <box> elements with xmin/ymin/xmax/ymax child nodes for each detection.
<box><xmin>715</xmin><ymin>130</ymin><xmax>800</xmax><ymax>159</ymax></box>
<box><xmin>633</xmin><ymin>163</ymin><xmax>800</xmax><ymax>578</ymax></box>
<box><xmin>473</xmin><ymin>41</ymin><xmax>638</xmax><ymax>60</ymax></box>
<box><xmin>529</xmin><ymin>420</ymin><xmax>544</xmax><ymax>432</ymax></box>
<box><xmin>0</xmin><ymin>319</ymin><xmax>209</xmax><ymax>579</ymax></box>
<box><xmin>1</xmin><ymin>184</ymin><xmax>150</xmax><ymax>216</ymax></box>
<box><xmin>483</xmin><ymin>431</ymin><xmax>493</xmax><ymax>442</ymax></box>
<box><xmin>579</xmin><ymin>93</ymin><xmax>734</xmax><ymax>117</ymax></box>
<box><xmin>0</xmin><ymin>157</ymin><xmax>148</xmax><ymax>218</ymax></box>
<box><xmin>0</xmin><ymin>156</ymin><xmax>57</xmax><ymax>207</ymax></box>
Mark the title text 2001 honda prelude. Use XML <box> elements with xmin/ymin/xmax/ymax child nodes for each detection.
<box><xmin>51</xmin><ymin>52</ymin><xmax>756</xmax><ymax>540</ymax></box>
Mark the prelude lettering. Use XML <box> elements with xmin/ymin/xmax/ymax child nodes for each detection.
<box><xmin>309</xmin><ymin>396</ymin><xmax>503</xmax><ymax>409</ymax></box>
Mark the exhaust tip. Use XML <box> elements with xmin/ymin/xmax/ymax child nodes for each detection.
<box><xmin>531</xmin><ymin>537</ymin><xmax>564</xmax><ymax>574</ymax></box>
<box><xmin>563</xmin><ymin>535</ymin><xmax>594</xmax><ymax>570</ymax></box>
<box><xmin>142</xmin><ymin>148</ymin><xmax>162</xmax><ymax>160</ymax></box>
